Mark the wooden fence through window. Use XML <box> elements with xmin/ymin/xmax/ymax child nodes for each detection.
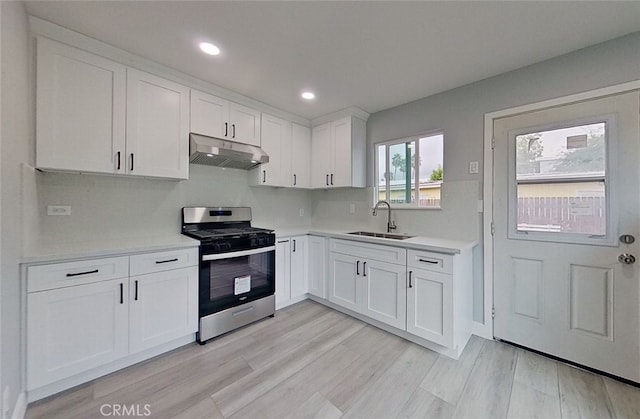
<box><xmin>517</xmin><ymin>196</ymin><xmax>605</xmax><ymax>235</ymax></box>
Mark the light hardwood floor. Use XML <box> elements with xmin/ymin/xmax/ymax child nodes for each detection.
<box><xmin>26</xmin><ymin>300</ymin><xmax>640</xmax><ymax>419</ymax></box>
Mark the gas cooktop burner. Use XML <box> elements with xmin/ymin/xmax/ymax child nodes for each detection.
<box><xmin>185</xmin><ymin>227</ymin><xmax>273</xmax><ymax>240</ymax></box>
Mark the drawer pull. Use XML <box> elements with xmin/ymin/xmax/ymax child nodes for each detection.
<box><xmin>232</xmin><ymin>306</ymin><xmax>254</xmax><ymax>316</ymax></box>
<box><xmin>418</xmin><ymin>258</ymin><xmax>440</xmax><ymax>264</ymax></box>
<box><xmin>66</xmin><ymin>269</ymin><xmax>99</xmax><ymax>277</ymax></box>
<box><xmin>155</xmin><ymin>258</ymin><xmax>178</xmax><ymax>264</ymax></box>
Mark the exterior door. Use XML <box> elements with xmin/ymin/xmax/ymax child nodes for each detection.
<box><xmin>493</xmin><ymin>91</ymin><xmax>640</xmax><ymax>382</ymax></box>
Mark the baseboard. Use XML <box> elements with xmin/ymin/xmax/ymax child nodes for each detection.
<box><xmin>11</xmin><ymin>392</ymin><xmax>27</xmax><ymax>419</ymax></box>
<box><xmin>471</xmin><ymin>320</ymin><xmax>492</xmax><ymax>339</ymax></box>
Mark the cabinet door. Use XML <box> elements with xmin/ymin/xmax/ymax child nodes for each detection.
<box><xmin>126</xmin><ymin>69</ymin><xmax>189</xmax><ymax>179</ymax></box>
<box><xmin>290</xmin><ymin>236</ymin><xmax>308</xmax><ymax>298</ymax></box>
<box><xmin>291</xmin><ymin>123</ymin><xmax>311</xmax><ymax>188</ymax></box>
<box><xmin>331</xmin><ymin>117</ymin><xmax>353</xmax><ymax>187</ymax></box>
<box><xmin>190</xmin><ymin>89</ymin><xmax>230</xmax><ymax>139</ymax></box>
<box><xmin>360</xmin><ymin>259</ymin><xmax>406</xmax><ymax>330</ymax></box>
<box><xmin>27</xmin><ymin>279</ymin><xmax>128</xmax><ymax>390</ymax></box>
<box><xmin>258</xmin><ymin>114</ymin><xmax>290</xmax><ymax>186</ymax></box>
<box><xmin>308</xmin><ymin>236</ymin><xmax>327</xmax><ymax>299</ymax></box>
<box><xmin>311</xmin><ymin>122</ymin><xmax>332</xmax><ymax>188</ymax></box>
<box><xmin>406</xmin><ymin>268</ymin><xmax>453</xmax><ymax>348</ymax></box>
<box><xmin>229</xmin><ymin>102</ymin><xmax>261</xmax><ymax>146</ymax></box>
<box><xmin>129</xmin><ymin>267</ymin><xmax>198</xmax><ymax>353</ymax></box>
<box><xmin>328</xmin><ymin>252</ymin><xmax>360</xmax><ymax>312</ymax></box>
<box><xmin>275</xmin><ymin>239</ymin><xmax>291</xmax><ymax>307</ymax></box>
<box><xmin>36</xmin><ymin>37</ymin><xmax>126</xmax><ymax>174</ymax></box>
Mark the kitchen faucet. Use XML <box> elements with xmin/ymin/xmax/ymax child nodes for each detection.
<box><xmin>372</xmin><ymin>200</ymin><xmax>397</xmax><ymax>233</ymax></box>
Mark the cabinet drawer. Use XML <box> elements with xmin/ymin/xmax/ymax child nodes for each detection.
<box><xmin>27</xmin><ymin>257</ymin><xmax>129</xmax><ymax>293</ymax></box>
<box><xmin>330</xmin><ymin>239</ymin><xmax>406</xmax><ymax>265</ymax></box>
<box><xmin>129</xmin><ymin>247</ymin><xmax>198</xmax><ymax>276</ymax></box>
<box><xmin>407</xmin><ymin>249</ymin><xmax>453</xmax><ymax>274</ymax></box>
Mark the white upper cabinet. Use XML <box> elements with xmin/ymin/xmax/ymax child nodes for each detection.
<box><xmin>126</xmin><ymin>69</ymin><xmax>189</xmax><ymax>179</ymax></box>
<box><xmin>291</xmin><ymin>123</ymin><xmax>311</xmax><ymax>188</ymax></box>
<box><xmin>311</xmin><ymin>122</ymin><xmax>332</xmax><ymax>188</ymax></box>
<box><xmin>189</xmin><ymin>89</ymin><xmax>229</xmax><ymax>139</ymax></box>
<box><xmin>190</xmin><ymin>89</ymin><xmax>261</xmax><ymax>146</ymax></box>
<box><xmin>251</xmin><ymin>116</ymin><xmax>312</xmax><ymax>188</ymax></box>
<box><xmin>36</xmin><ymin>37</ymin><xmax>189</xmax><ymax>180</ymax></box>
<box><xmin>36</xmin><ymin>37</ymin><xmax>126</xmax><ymax>175</ymax></box>
<box><xmin>311</xmin><ymin>116</ymin><xmax>366</xmax><ymax>188</ymax></box>
<box><xmin>253</xmin><ymin>113</ymin><xmax>291</xmax><ymax>186</ymax></box>
<box><xmin>229</xmin><ymin>102</ymin><xmax>262</xmax><ymax>146</ymax></box>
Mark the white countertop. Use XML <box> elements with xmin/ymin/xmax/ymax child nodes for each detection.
<box><xmin>274</xmin><ymin>228</ymin><xmax>477</xmax><ymax>254</ymax></box>
<box><xmin>21</xmin><ymin>235</ymin><xmax>200</xmax><ymax>264</ymax></box>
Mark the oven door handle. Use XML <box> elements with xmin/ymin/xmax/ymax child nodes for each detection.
<box><xmin>202</xmin><ymin>246</ymin><xmax>276</xmax><ymax>261</ymax></box>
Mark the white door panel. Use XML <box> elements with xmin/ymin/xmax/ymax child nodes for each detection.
<box><xmin>493</xmin><ymin>91</ymin><xmax>640</xmax><ymax>382</ymax></box>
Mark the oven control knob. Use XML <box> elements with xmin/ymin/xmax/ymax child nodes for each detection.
<box><xmin>213</xmin><ymin>243</ymin><xmax>221</xmax><ymax>252</ymax></box>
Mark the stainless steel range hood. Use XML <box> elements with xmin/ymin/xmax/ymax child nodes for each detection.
<box><xmin>189</xmin><ymin>133</ymin><xmax>269</xmax><ymax>170</ymax></box>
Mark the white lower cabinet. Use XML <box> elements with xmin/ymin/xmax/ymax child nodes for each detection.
<box><xmin>307</xmin><ymin>236</ymin><xmax>327</xmax><ymax>298</ymax></box>
<box><xmin>26</xmin><ymin>247</ymin><xmax>198</xmax><ymax>394</ymax></box>
<box><xmin>129</xmin><ymin>267</ymin><xmax>198</xmax><ymax>353</ymax></box>
<box><xmin>361</xmin><ymin>259</ymin><xmax>406</xmax><ymax>330</ymax></box>
<box><xmin>329</xmin><ymin>240</ymin><xmax>406</xmax><ymax>329</ymax></box>
<box><xmin>326</xmin><ymin>239</ymin><xmax>472</xmax><ymax>357</ymax></box>
<box><xmin>276</xmin><ymin>235</ymin><xmax>308</xmax><ymax>308</ymax></box>
<box><xmin>406</xmin><ymin>268</ymin><xmax>453</xmax><ymax>347</ymax></box>
<box><xmin>27</xmin><ymin>278</ymin><xmax>129</xmax><ymax>390</ymax></box>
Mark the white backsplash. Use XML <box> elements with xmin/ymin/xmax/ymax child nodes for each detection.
<box><xmin>22</xmin><ymin>164</ymin><xmax>313</xmax><ymax>252</ymax></box>
<box><xmin>311</xmin><ymin>180</ymin><xmax>480</xmax><ymax>241</ymax></box>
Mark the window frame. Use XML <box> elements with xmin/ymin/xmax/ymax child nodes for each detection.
<box><xmin>373</xmin><ymin>130</ymin><xmax>444</xmax><ymax>210</ymax></box>
<box><xmin>506</xmin><ymin>114</ymin><xmax>617</xmax><ymax>246</ymax></box>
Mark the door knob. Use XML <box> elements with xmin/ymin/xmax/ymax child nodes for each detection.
<box><xmin>618</xmin><ymin>253</ymin><xmax>636</xmax><ymax>265</ymax></box>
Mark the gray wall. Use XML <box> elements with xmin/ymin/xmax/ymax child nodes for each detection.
<box><xmin>314</xmin><ymin>31</ymin><xmax>640</xmax><ymax>322</ymax></box>
<box><xmin>1</xmin><ymin>1</ymin><xmax>31</xmax><ymax>416</ymax></box>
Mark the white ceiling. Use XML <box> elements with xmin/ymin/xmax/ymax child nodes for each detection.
<box><xmin>24</xmin><ymin>1</ymin><xmax>640</xmax><ymax>120</ymax></box>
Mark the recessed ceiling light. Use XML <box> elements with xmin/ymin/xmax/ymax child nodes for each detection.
<box><xmin>199</xmin><ymin>42</ymin><xmax>220</xmax><ymax>56</ymax></box>
<box><xmin>301</xmin><ymin>92</ymin><xmax>315</xmax><ymax>100</ymax></box>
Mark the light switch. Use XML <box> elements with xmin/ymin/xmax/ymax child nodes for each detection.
<box><xmin>469</xmin><ymin>161</ymin><xmax>479</xmax><ymax>174</ymax></box>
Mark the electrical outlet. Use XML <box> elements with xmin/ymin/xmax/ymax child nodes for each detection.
<box><xmin>349</xmin><ymin>203</ymin><xmax>356</xmax><ymax>214</ymax></box>
<box><xmin>469</xmin><ymin>161</ymin><xmax>479</xmax><ymax>174</ymax></box>
<box><xmin>299</xmin><ymin>208</ymin><xmax>304</xmax><ymax>217</ymax></box>
<box><xmin>47</xmin><ymin>205</ymin><xmax>71</xmax><ymax>216</ymax></box>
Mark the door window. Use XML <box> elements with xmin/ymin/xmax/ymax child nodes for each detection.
<box><xmin>508</xmin><ymin>118</ymin><xmax>613</xmax><ymax>244</ymax></box>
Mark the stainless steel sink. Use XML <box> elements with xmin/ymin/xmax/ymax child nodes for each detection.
<box><xmin>348</xmin><ymin>231</ymin><xmax>415</xmax><ymax>240</ymax></box>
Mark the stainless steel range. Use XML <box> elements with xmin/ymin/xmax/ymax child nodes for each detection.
<box><xmin>182</xmin><ymin>207</ymin><xmax>276</xmax><ymax>343</ymax></box>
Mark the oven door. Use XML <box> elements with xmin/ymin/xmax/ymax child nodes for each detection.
<box><xmin>199</xmin><ymin>246</ymin><xmax>275</xmax><ymax>316</ymax></box>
